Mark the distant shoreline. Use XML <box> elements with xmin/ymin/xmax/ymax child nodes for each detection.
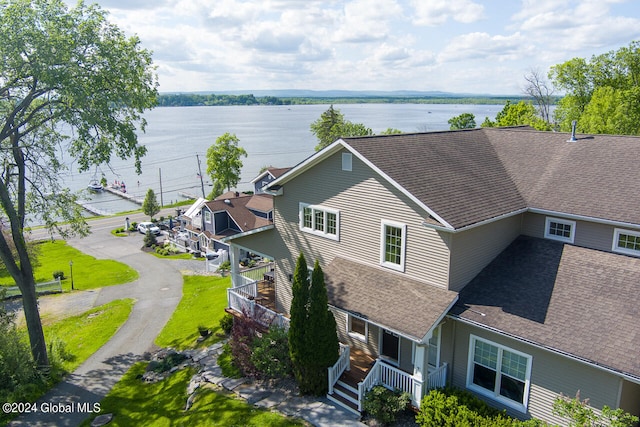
<box><xmin>156</xmin><ymin>93</ymin><xmax>552</xmax><ymax>107</ymax></box>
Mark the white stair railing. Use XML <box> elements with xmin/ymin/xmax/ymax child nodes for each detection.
<box><xmin>328</xmin><ymin>344</ymin><xmax>350</xmax><ymax>394</ymax></box>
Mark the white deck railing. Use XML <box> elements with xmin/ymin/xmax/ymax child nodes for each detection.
<box><xmin>227</xmin><ymin>287</ymin><xmax>289</xmax><ymax>330</ymax></box>
<box><xmin>328</xmin><ymin>343</ymin><xmax>350</xmax><ymax>394</ymax></box>
<box><xmin>357</xmin><ymin>360</ymin><xmax>448</xmax><ymax>411</ymax></box>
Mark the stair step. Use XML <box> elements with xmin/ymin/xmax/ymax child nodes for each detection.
<box><xmin>327</xmin><ymin>392</ymin><xmax>360</xmax><ymax>416</ymax></box>
<box><xmin>335</xmin><ymin>380</ymin><xmax>358</xmax><ymax>397</ymax></box>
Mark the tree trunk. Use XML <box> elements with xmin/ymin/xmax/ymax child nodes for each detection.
<box><xmin>16</xmin><ymin>274</ymin><xmax>49</xmax><ymax>368</ymax></box>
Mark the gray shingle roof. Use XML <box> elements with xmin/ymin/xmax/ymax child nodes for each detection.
<box><xmin>343</xmin><ymin>128</ymin><xmax>640</xmax><ymax>228</ymax></box>
<box><xmin>324</xmin><ymin>257</ymin><xmax>458</xmax><ymax>341</ymax></box>
<box><xmin>451</xmin><ymin>236</ymin><xmax>640</xmax><ymax>379</ymax></box>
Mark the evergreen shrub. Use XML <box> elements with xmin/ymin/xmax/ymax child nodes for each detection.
<box><xmin>363</xmin><ymin>385</ymin><xmax>411</xmax><ymax>425</ymax></box>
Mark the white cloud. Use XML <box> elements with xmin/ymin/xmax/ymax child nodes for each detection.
<box><xmin>438</xmin><ymin>32</ymin><xmax>530</xmax><ymax>63</ymax></box>
<box><xmin>410</xmin><ymin>0</ymin><xmax>485</xmax><ymax>26</ymax></box>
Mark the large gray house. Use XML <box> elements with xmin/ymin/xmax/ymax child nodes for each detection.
<box><xmin>224</xmin><ymin>127</ymin><xmax>640</xmax><ymax>424</ymax></box>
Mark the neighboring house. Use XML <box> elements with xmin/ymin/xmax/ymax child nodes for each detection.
<box><xmin>224</xmin><ymin>127</ymin><xmax>640</xmax><ymax>424</ymax></box>
<box><xmin>251</xmin><ymin>167</ymin><xmax>291</xmax><ymax>194</ymax></box>
<box><xmin>178</xmin><ymin>191</ymin><xmax>274</xmax><ymax>260</ymax></box>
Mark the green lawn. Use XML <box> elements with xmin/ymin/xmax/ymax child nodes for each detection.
<box><xmin>82</xmin><ymin>363</ymin><xmax>305</xmax><ymax>427</ymax></box>
<box><xmin>0</xmin><ymin>240</ymin><xmax>138</xmax><ymax>291</ymax></box>
<box><xmin>43</xmin><ymin>299</ymin><xmax>134</xmax><ymax>372</ymax></box>
<box><xmin>155</xmin><ymin>275</ymin><xmax>231</xmax><ymax>349</ymax></box>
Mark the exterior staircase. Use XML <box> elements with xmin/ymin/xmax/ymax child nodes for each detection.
<box><xmin>327</xmin><ymin>375</ymin><xmax>360</xmax><ymax>415</ymax></box>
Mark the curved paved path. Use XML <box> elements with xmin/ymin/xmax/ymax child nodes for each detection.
<box><xmin>10</xmin><ymin>212</ymin><xmax>185</xmax><ymax>426</ymax></box>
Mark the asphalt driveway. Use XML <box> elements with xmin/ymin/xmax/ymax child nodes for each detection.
<box><xmin>9</xmin><ymin>211</ymin><xmax>185</xmax><ymax>426</ymax></box>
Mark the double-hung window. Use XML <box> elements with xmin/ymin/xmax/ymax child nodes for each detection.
<box><xmin>467</xmin><ymin>335</ymin><xmax>532</xmax><ymax>412</ymax></box>
<box><xmin>380</xmin><ymin>220</ymin><xmax>406</xmax><ymax>271</ymax></box>
<box><xmin>544</xmin><ymin>217</ymin><xmax>575</xmax><ymax>243</ymax></box>
<box><xmin>347</xmin><ymin>314</ymin><xmax>367</xmax><ymax>342</ymax></box>
<box><xmin>299</xmin><ymin>203</ymin><xmax>339</xmax><ymax>240</ymax></box>
<box><xmin>613</xmin><ymin>228</ymin><xmax>640</xmax><ymax>256</ymax></box>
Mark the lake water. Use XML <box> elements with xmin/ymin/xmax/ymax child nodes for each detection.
<box><xmin>62</xmin><ymin>103</ymin><xmax>504</xmax><ymax>214</ymax></box>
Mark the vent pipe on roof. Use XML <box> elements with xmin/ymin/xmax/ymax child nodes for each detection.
<box><xmin>567</xmin><ymin>120</ymin><xmax>578</xmax><ymax>142</ymax></box>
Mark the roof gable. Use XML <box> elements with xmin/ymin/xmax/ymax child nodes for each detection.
<box><xmin>273</xmin><ymin>128</ymin><xmax>640</xmax><ymax>229</ymax></box>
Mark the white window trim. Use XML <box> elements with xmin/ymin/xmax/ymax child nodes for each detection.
<box><xmin>428</xmin><ymin>325</ymin><xmax>442</xmax><ymax>369</ymax></box>
<box><xmin>342</xmin><ymin>153</ymin><xmax>352</xmax><ymax>171</ymax></box>
<box><xmin>299</xmin><ymin>203</ymin><xmax>339</xmax><ymax>241</ymax></box>
<box><xmin>544</xmin><ymin>217</ymin><xmax>575</xmax><ymax>243</ymax></box>
<box><xmin>379</xmin><ymin>329</ymin><xmax>400</xmax><ymax>366</ymax></box>
<box><xmin>380</xmin><ymin>220</ymin><xmax>407</xmax><ymax>272</ymax></box>
<box><xmin>612</xmin><ymin>228</ymin><xmax>640</xmax><ymax>256</ymax></box>
<box><xmin>347</xmin><ymin>314</ymin><xmax>368</xmax><ymax>343</ymax></box>
<box><xmin>204</xmin><ymin>210</ymin><xmax>212</xmax><ymax>224</ymax></box>
<box><xmin>466</xmin><ymin>335</ymin><xmax>532</xmax><ymax>413</ymax></box>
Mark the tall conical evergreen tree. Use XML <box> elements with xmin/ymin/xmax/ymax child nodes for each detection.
<box><xmin>288</xmin><ymin>252</ymin><xmax>310</xmax><ymax>387</ymax></box>
<box><xmin>305</xmin><ymin>260</ymin><xmax>340</xmax><ymax>394</ymax></box>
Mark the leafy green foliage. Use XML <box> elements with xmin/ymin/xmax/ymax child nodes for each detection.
<box><xmin>552</xmin><ymin>392</ymin><xmax>639</xmax><ymax>427</ymax></box>
<box><xmin>219</xmin><ymin>313</ymin><xmax>234</xmax><ymax>335</ymax></box>
<box><xmin>310</xmin><ymin>105</ymin><xmax>372</xmax><ymax>150</ymax></box>
<box><xmin>416</xmin><ymin>387</ymin><xmax>544</xmax><ymax>427</ymax></box>
<box><xmin>549</xmin><ymin>40</ymin><xmax>640</xmax><ymax>134</ymax></box>
<box><xmin>0</xmin><ymin>0</ymin><xmax>157</xmax><ymax>367</ymax></box>
<box><xmin>206</xmin><ymin>132</ymin><xmax>248</xmax><ymax>192</ymax></box>
<box><xmin>448</xmin><ymin>113</ymin><xmax>476</xmax><ymax>130</ymax></box>
<box><xmin>143</xmin><ymin>230</ymin><xmax>158</xmax><ymax>248</ymax></box>
<box><xmin>251</xmin><ymin>326</ymin><xmax>293</xmax><ymax>379</ymax></box>
<box><xmin>142</xmin><ymin>188</ymin><xmax>161</xmax><ymax>219</ymax></box>
<box><xmin>303</xmin><ymin>260</ymin><xmax>339</xmax><ymax>394</ymax></box>
<box><xmin>288</xmin><ymin>252</ymin><xmax>310</xmax><ymax>385</ymax></box>
<box><xmin>363</xmin><ymin>385</ymin><xmax>411</xmax><ymax>425</ymax></box>
<box><xmin>481</xmin><ymin>100</ymin><xmax>551</xmax><ymax>130</ymax></box>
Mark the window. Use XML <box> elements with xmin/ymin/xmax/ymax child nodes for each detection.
<box><xmin>467</xmin><ymin>335</ymin><xmax>532</xmax><ymax>412</ymax></box>
<box><xmin>347</xmin><ymin>314</ymin><xmax>367</xmax><ymax>342</ymax></box>
<box><xmin>613</xmin><ymin>228</ymin><xmax>640</xmax><ymax>256</ymax></box>
<box><xmin>428</xmin><ymin>325</ymin><xmax>441</xmax><ymax>368</ymax></box>
<box><xmin>299</xmin><ymin>203</ymin><xmax>339</xmax><ymax>240</ymax></box>
<box><xmin>204</xmin><ymin>211</ymin><xmax>212</xmax><ymax>224</ymax></box>
<box><xmin>342</xmin><ymin>153</ymin><xmax>352</xmax><ymax>171</ymax></box>
<box><xmin>544</xmin><ymin>217</ymin><xmax>575</xmax><ymax>243</ymax></box>
<box><xmin>380</xmin><ymin>220</ymin><xmax>406</xmax><ymax>271</ymax></box>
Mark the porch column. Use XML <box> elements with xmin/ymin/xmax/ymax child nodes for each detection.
<box><xmin>412</xmin><ymin>344</ymin><xmax>428</xmax><ymax>406</ymax></box>
<box><xmin>229</xmin><ymin>244</ymin><xmax>242</xmax><ymax>288</ymax></box>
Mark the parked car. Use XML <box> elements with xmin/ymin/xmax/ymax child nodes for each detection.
<box><xmin>137</xmin><ymin>221</ymin><xmax>160</xmax><ymax>235</ymax></box>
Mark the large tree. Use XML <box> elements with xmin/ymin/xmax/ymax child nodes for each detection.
<box><xmin>142</xmin><ymin>188</ymin><xmax>160</xmax><ymax>220</ymax></box>
<box><xmin>0</xmin><ymin>0</ymin><xmax>157</xmax><ymax>367</ymax></box>
<box><xmin>448</xmin><ymin>113</ymin><xmax>476</xmax><ymax>130</ymax></box>
<box><xmin>481</xmin><ymin>100</ymin><xmax>550</xmax><ymax>130</ymax></box>
<box><xmin>549</xmin><ymin>40</ymin><xmax>640</xmax><ymax>134</ymax></box>
<box><xmin>206</xmin><ymin>132</ymin><xmax>247</xmax><ymax>193</ymax></box>
<box><xmin>288</xmin><ymin>252</ymin><xmax>309</xmax><ymax>388</ymax></box>
<box><xmin>523</xmin><ymin>68</ymin><xmax>554</xmax><ymax>125</ymax></box>
<box><xmin>305</xmin><ymin>260</ymin><xmax>339</xmax><ymax>395</ymax></box>
<box><xmin>310</xmin><ymin>105</ymin><xmax>372</xmax><ymax>151</ymax></box>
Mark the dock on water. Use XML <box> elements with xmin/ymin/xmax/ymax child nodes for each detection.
<box><xmin>104</xmin><ymin>185</ymin><xmax>144</xmax><ymax>204</ymax></box>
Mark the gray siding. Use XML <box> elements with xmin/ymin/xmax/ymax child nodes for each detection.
<box><xmin>448</xmin><ymin>214</ymin><xmax>522</xmax><ymax>291</ymax></box>
<box><xmin>332</xmin><ymin>308</ymin><xmax>380</xmax><ymax>356</ymax></box>
<box><xmin>521</xmin><ymin>212</ymin><xmax>620</xmax><ymax>253</ymax></box>
<box><xmin>449</xmin><ymin>320</ymin><xmax>622</xmax><ymax>425</ymax></box>
<box><xmin>620</xmin><ymin>380</ymin><xmax>640</xmax><ymax>418</ymax></box>
<box><xmin>273</xmin><ymin>149</ymin><xmax>451</xmax><ymax>313</ymax></box>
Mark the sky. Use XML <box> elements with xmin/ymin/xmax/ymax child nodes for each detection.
<box><xmin>65</xmin><ymin>0</ymin><xmax>640</xmax><ymax>95</ymax></box>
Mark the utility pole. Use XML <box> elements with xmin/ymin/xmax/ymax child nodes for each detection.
<box><xmin>159</xmin><ymin>168</ymin><xmax>164</xmax><ymax>206</ymax></box>
<box><xmin>196</xmin><ymin>154</ymin><xmax>206</xmax><ymax>198</ymax></box>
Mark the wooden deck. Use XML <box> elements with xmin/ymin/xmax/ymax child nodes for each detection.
<box><xmin>255</xmin><ymin>279</ymin><xmax>275</xmax><ymax>310</ymax></box>
<box><xmin>341</xmin><ymin>347</ymin><xmax>375</xmax><ymax>386</ymax></box>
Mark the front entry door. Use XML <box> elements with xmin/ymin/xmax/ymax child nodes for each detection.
<box><xmin>381</xmin><ymin>329</ymin><xmax>400</xmax><ymax>364</ymax></box>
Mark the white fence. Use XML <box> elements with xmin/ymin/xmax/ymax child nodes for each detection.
<box><xmin>2</xmin><ymin>278</ymin><xmax>62</xmax><ymax>299</ymax></box>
